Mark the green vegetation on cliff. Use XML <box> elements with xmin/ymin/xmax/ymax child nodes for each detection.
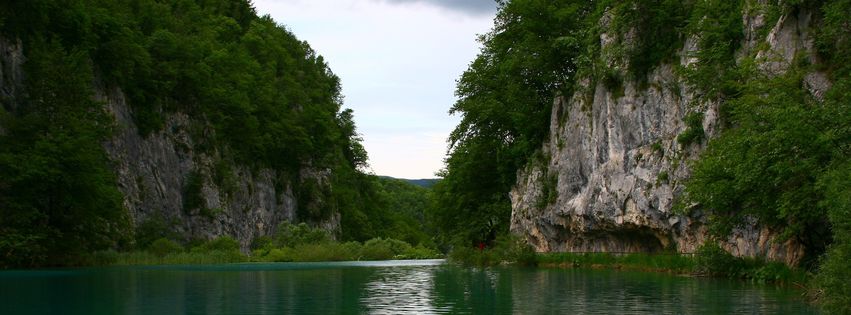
<box><xmin>432</xmin><ymin>0</ymin><xmax>590</xmax><ymax>247</ymax></box>
<box><xmin>435</xmin><ymin>0</ymin><xmax>849</xmax><ymax>312</ymax></box>
<box><xmin>0</xmin><ymin>0</ymin><xmax>435</xmax><ymax>268</ymax></box>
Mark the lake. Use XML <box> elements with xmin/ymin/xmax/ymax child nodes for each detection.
<box><xmin>0</xmin><ymin>259</ymin><xmax>818</xmax><ymax>314</ymax></box>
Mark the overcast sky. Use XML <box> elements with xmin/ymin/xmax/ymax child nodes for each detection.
<box><xmin>252</xmin><ymin>0</ymin><xmax>497</xmax><ymax>179</ymax></box>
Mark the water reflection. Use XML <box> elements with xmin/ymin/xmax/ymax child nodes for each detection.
<box><xmin>0</xmin><ymin>260</ymin><xmax>818</xmax><ymax>314</ymax></box>
<box><xmin>360</xmin><ymin>266</ymin><xmax>441</xmax><ymax>314</ymax></box>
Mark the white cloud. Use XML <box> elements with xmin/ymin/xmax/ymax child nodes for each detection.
<box><xmin>380</xmin><ymin>0</ymin><xmax>498</xmax><ymax>15</ymax></box>
<box><xmin>253</xmin><ymin>0</ymin><xmax>494</xmax><ymax>178</ymax></box>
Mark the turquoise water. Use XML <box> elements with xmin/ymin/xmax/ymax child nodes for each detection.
<box><xmin>0</xmin><ymin>259</ymin><xmax>818</xmax><ymax>314</ymax></box>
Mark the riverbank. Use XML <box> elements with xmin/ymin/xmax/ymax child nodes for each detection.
<box><xmin>76</xmin><ymin>222</ymin><xmax>442</xmax><ymax>266</ymax></box>
<box><xmin>85</xmin><ymin>237</ymin><xmax>442</xmax><ymax>266</ymax></box>
<box><xmin>448</xmin><ymin>239</ymin><xmax>809</xmax><ymax>286</ymax></box>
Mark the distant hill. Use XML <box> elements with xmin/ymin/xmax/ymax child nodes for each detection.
<box><xmin>404</xmin><ymin>178</ymin><xmax>440</xmax><ymax>188</ymax></box>
<box><xmin>379</xmin><ymin>176</ymin><xmax>441</xmax><ymax>188</ymax></box>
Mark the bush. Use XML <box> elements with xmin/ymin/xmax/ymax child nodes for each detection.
<box><xmin>262</xmin><ymin>248</ymin><xmax>293</xmax><ymax>262</ymax></box>
<box><xmin>448</xmin><ymin>235</ymin><xmax>536</xmax><ymax>266</ymax></box>
<box><xmin>274</xmin><ymin>222</ymin><xmax>331</xmax><ymax>247</ymax></box>
<box><xmin>0</xmin><ymin>230</ymin><xmax>49</xmax><ymax>268</ymax></box>
<box><xmin>695</xmin><ymin>242</ymin><xmax>737</xmax><ymax>275</ymax></box>
<box><xmin>676</xmin><ymin>112</ymin><xmax>704</xmax><ymax>146</ymax></box>
<box><xmin>192</xmin><ymin>236</ymin><xmax>240</xmax><ymax>253</ymax></box>
<box><xmin>147</xmin><ymin>238</ymin><xmax>184</xmax><ymax>257</ymax></box>
<box><xmin>251</xmin><ymin>236</ymin><xmax>274</xmax><ymax>251</ymax></box>
<box><xmin>399</xmin><ymin>244</ymin><xmax>442</xmax><ymax>260</ymax></box>
<box><xmin>88</xmin><ymin>250</ymin><xmax>119</xmax><ymax>266</ymax></box>
<box><xmin>135</xmin><ymin>216</ymin><xmax>179</xmax><ymax>250</ymax></box>
<box><xmin>361</xmin><ymin>238</ymin><xmax>402</xmax><ymax>260</ymax></box>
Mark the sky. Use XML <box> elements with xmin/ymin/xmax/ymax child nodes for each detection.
<box><xmin>252</xmin><ymin>0</ymin><xmax>498</xmax><ymax>179</ymax></box>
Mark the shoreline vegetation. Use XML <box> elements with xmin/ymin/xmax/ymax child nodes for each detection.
<box><xmin>448</xmin><ymin>237</ymin><xmax>810</xmax><ymax>287</ymax></box>
<box><xmin>83</xmin><ymin>230</ymin><xmax>807</xmax><ymax>289</ymax></box>
<box><xmin>82</xmin><ymin>235</ymin><xmax>809</xmax><ymax>292</ymax></box>
<box><xmin>86</xmin><ymin>223</ymin><xmax>442</xmax><ymax>266</ymax></box>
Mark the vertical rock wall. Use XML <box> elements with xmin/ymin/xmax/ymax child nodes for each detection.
<box><xmin>0</xmin><ymin>36</ymin><xmax>338</xmax><ymax>250</ymax></box>
<box><xmin>510</xmin><ymin>7</ymin><xmax>828</xmax><ymax>265</ymax></box>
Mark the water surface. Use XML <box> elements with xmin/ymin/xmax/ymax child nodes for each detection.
<box><xmin>0</xmin><ymin>260</ymin><xmax>817</xmax><ymax>314</ymax></box>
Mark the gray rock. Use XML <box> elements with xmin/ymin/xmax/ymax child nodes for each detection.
<box><xmin>510</xmin><ymin>7</ymin><xmax>825</xmax><ymax>266</ymax></box>
<box><xmin>0</xmin><ymin>34</ymin><xmax>339</xmax><ymax>251</ymax></box>
<box><xmin>0</xmin><ymin>37</ymin><xmax>24</xmax><ymax>114</ymax></box>
<box><xmin>99</xmin><ymin>86</ymin><xmax>337</xmax><ymax>250</ymax></box>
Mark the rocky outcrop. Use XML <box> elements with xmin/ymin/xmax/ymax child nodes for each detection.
<box><xmin>510</xmin><ymin>7</ymin><xmax>825</xmax><ymax>265</ymax></box>
<box><xmin>99</xmin><ymin>86</ymin><xmax>339</xmax><ymax>250</ymax></box>
<box><xmin>0</xmin><ymin>36</ymin><xmax>337</xmax><ymax>250</ymax></box>
<box><xmin>0</xmin><ymin>37</ymin><xmax>24</xmax><ymax>115</ymax></box>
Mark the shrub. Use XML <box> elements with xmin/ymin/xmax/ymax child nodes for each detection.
<box><xmin>135</xmin><ymin>216</ymin><xmax>179</xmax><ymax>250</ymax></box>
<box><xmin>182</xmin><ymin>170</ymin><xmax>205</xmax><ymax>214</ymax></box>
<box><xmin>361</xmin><ymin>238</ymin><xmax>399</xmax><ymax>260</ymax></box>
<box><xmin>677</xmin><ymin>112</ymin><xmax>704</xmax><ymax>146</ymax></box>
<box><xmin>192</xmin><ymin>236</ymin><xmax>240</xmax><ymax>253</ymax></box>
<box><xmin>147</xmin><ymin>238</ymin><xmax>184</xmax><ymax>257</ymax></box>
<box><xmin>695</xmin><ymin>242</ymin><xmax>737</xmax><ymax>275</ymax></box>
<box><xmin>399</xmin><ymin>244</ymin><xmax>442</xmax><ymax>260</ymax></box>
<box><xmin>448</xmin><ymin>235</ymin><xmax>536</xmax><ymax>266</ymax></box>
<box><xmin>274</xmin><ymin>222</ymin><xmax>331</xmax><ymax>247</ymax></box>
<box><xmin>251</xmin><ymin>236</ymin><xmax>273</xmax><ymax>251</ymax></box>
<box><xmin>88</xmin><ymin>250</ymin><xmax>119</xmax><ymax>266</ymax></box>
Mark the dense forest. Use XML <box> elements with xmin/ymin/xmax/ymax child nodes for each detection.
<box><xmin>0</xmin><ymin>0</ymin><xmax>848</xmax><ymax>311</ymax></box>
<box><xmin>0</xmin><ymin>0</ymin><xmax>434</xmax><ymax>268</ymax></box>
<box><xmin>433</xmin><ymin>0</ymin><xmax>849</xmax><ymax>312</ymax></box>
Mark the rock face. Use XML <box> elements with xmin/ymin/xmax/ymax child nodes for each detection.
<box><xmin>100</xmin><ymin>86</ymin><xmax>303</xmax><ymax>250</ymax></box>
<box><xmin>510</xmin><ymin>8</ymin><xmax>824</xmax><ymax>265</ymax></box>
<box><xmin>0</xmin><ymin>37</ymin><xmax>337</xmax><ymax>250</ymax></box>
<box><xmin>0</xmin><ymin>37</ymin><xmax>24</xmax><ymax>114</ymax></box>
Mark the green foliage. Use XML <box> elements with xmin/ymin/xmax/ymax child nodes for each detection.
<box><xmin>448</xmin><ymin>235</ymin><xmax>537</xmax><ymax>267</ymax></box>
<box><xmin>656</xmin><ymin>171</ymin><xmax>669</xmax><ymax>185</ymax></box>
<box><xmin>814</xmin><ymin>161</ymin><xmax>851</xmax><ymax>314</ymax></box>
<box><xmin>135</xmin><ymin>215</ymin><xmax>180</xmax><ymax>249</ymax></box>
<box><xmin>538</xmin><ymin>252</ymin><xmax>696</xmax><ymax>273</ymax></box>
<box><xmin>212</xmin><ymin>159</ymin><xmax>237</xmax><ymax>199</ymax></box>
<box><xmin>433</xmin><ymin>0</ymin><xmax>709</xmax><ymax>249</ymax></box>
<box><xmin>273</xmin><ymin>222</ymin><xmax>332</xmax><ymax>247</ymax></box>
<box><xmin>192</xmin><ymin>236</ymin><xmax>240</xmax><ymax>253</ymax></box>
<box><xmin>335</xmin><ymin>175</ymin><xmax>438</xmax><ymax>246</ymax></box>
<box><xmin>685</xmin><ymin>66</ymin><xmax>837</xmax><ymax>257</ymax></box>
<box><xmin>536</xmin><ymin>171</ymin><xmax>559</xmax><ymax>209</ymax></box>
<box><xmin>361</xmin><ymin>238</ymin><xmax>411</xmax><ymax>260</ymax></box>
<box><xmin>814</xmin><ymin>0</ymin><xmax>851</xmax><ymax>78</ymax></box>
<box><xmin>0</xmin><ymin>0</ymin><xmax>378</xmax><ymax>267</ymax></box>
<box><xmin>108</xmin><ymin>250</ymin><xmax>246</xmax><ymax>266</ymax></box>
<box><xmin>602</xmin><ymin>67</ymin><xmax>625</xmax><ymax>99</ymax></box>
<box><xmin>607</xmin><ymin>0</ymin><xmax>692</xmax><ymax>81</ymax></box>
<box><xmin>676</xmin><ymin>112</ymin><xmax>704</xmax><ymax>146</ymax></box>
<box><xmin>435</xmin><ymin>0</ymin><xmax>592</xmax><ymax>246</ymax></box>
<box><xmin>694</xmin><ymin>242</ymin><xmax>738</xmax><ymax>275</ymax></box>
<box><xmin>371</xmin><ymin>177</ymin><xmax>435</xmax><ymax>246</ymax></box>
<box><xmin>0</xmin><ymin>37</ymin><xmax>130</xmax><ymax>268</ymax></box>
<box><xmin>251</xmin><ymin>223</ymin><xmax>441</xmax><ymax>262</ymax></box>
<box><xmin>651</xmin><ymin>141</ymin><xmax>663</xmax><ymax>154</ymax></box>
<box><xmin>182</xmin><ymin>170</ymin><xmax>205</xmax><ymax>214</ymax></box>
<box><xmin>694</xmin><ymin>242</ymin><xmax>807</xmax><ymax>284</ymax></box>
<box><xmin>147</xmin><ymin>238</ymin><xmax>183</xmax><ymax>257</ymax></box>
<box><xmin>681</xmin><ymin>0</ymin><xmax>744</xmax><ymax>98</ymax></box>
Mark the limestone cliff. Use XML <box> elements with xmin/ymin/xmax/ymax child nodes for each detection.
<box><xmin>100</xmin><ymin>86</ymin><xmax>339</xmax><ymax>249</ymax></box>
<box><xmin>510</xmin><ymin>6</ymin><xmax>829</xmax><ymax>265</ymax></box>
<box><xmin>0</xmin><ymin>36</ymin><xmax>338</xmax><ymax>250</ymax></box>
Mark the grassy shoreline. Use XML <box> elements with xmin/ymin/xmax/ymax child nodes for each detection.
<box><xmin>448</xmin><ymin>239</ymin><xmax>810</xmax><ymax>286</ymax></box>
<box><xmin>536</xmin><ymin>252</ymin><xmax>696</xmax><ymax>275</ymax></box>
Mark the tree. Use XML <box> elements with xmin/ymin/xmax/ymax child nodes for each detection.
<box><xmin>434</xmin><ymin>0</ymin><xmax>590</xmax><ymax>246</ymax></box>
